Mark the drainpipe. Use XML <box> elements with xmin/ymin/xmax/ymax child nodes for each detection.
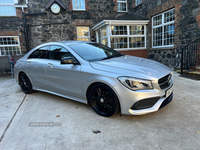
<box><xmin>22</xmin><ymin>12</ymin><xmax>47</xmax><ymax>53</ymax></box>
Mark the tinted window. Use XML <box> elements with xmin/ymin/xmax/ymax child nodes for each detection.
<box><xmin>28</xmin><ymin>47</ymin><xmax>48</xmax><ymax>59</ymax></box>
<box><xmin>49</xmin><ymin>46</ymin><xmax>74</xmax><ymax>60</ymax></box>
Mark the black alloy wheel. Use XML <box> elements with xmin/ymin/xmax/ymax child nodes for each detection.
<box><xmin>88</xmin><ymin>83</ymin><xmax>119</xmax><ymax>117</ymax></box>
<box><xmin>19</xmin><ymin>73</ymin><xmax>33</xmax><ymax>94</ymax></box>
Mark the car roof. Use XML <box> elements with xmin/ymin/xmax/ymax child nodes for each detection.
<box><xmin>58</xmin><ymin>41</ymin><xmax>95</xmax><ymax>46</ymax></box>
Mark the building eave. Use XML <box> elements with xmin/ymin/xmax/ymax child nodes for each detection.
<box><xmin>13</xmin><ymin>4</ymin><xmax>28</xmax><ymax>8</ymax></box>
<box><xmin>92</xmin><ymin>20</ymin><xmax>149</xmax><ymax>31</ymax></box>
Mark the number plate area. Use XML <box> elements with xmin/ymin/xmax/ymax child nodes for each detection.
<box><xmin>166</xmin><ymin>86</ymin><xmax>173</xmax><ymax>98</ymax></box>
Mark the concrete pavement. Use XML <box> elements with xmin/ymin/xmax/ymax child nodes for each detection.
<box><xmin>0</xmin><ymin>72</ymin><xmax>200</xmax><ymax>150</ymax></box>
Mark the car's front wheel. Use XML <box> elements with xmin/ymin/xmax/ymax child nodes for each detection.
<box><xmin>88</xmin><ymin>83</ymin><xmax>119</xmax><ymax>117</ymax></box>
<box><xmin>19</xmin><ymin>72</ymin><xmax>33</xmax><ymax>94</ymax></box>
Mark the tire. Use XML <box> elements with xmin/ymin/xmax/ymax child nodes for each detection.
<box><xmin>19</xmin><ymin>72</ymin><xmax>33</xmax><ymax>94</ymax></box>
<box><xmin>88</xmin><ymin>83</ymin><xmax>119</xmax><ymax>117</ymax></box>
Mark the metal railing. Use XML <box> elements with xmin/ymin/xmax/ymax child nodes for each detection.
<box><xmin>180</xmin><ymin>38</ymin><xmax>200</xmax><ymax>74</ymax></box>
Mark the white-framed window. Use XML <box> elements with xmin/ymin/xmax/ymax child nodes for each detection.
<box><xmin>101</xmin><ymin>27</ymin><xmax>108</xmax><ymax>46</ymax></box>
<box><xmin>117</xmin><ymin>0</ymin><xmax>127</xmax><ymax>12</ymax></box>
<box><xmin>135</xmin><ymin>0</ymin><xmax>142</xmax><ymax>6</ymax></box>
<box><xmin>0</xmin><ymin>0</ymin><xmax>17</xmax><ymax>16</ymax></box>
<box><xmin>77</xmin><ymin>27</ymin><xmax>90</xmax><ymax>41</ymax></box>
<box><xmin>0</xmin><ymin>36</ymin><xmax>21</xmax><ymax>55</ymax></box>
<box><xmin>73</xmin><ymin>0</ymin><xmax>85</xmax><ymax>10</ymax></box>
<box><xmin>110</xmin><ymin>25</ymin><xmax>146</xmax><ymax>50</ymax></box>
<box><xmin>152</xmin><ymin>9</ymin><xmax>175</xmax><ymax>48</ymax></box>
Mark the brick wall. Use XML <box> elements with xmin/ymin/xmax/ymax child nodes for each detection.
<box><xmin>0</xmin><ymin>7</ymin><xmax>28</xmax><ymax>54</ymax></box>
<box><xmin>120</xmin><ymin>49</ymin><xmax>148</xmax><ymax>58</ymax></box>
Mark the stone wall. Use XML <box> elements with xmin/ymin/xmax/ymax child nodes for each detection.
<box><xmin>27</xmin><ymin>0</ymin><xmax>148</xmax><ymax>59</ymax></box>
<box><xmin>120</xmin><ymin>50</ymin><xmax>148</xmax><ymax>58</ymax></box>
<box><xmin>148</xmin><ymin>49</ymin><xmax>176</xmax><ymax>67</ymax></box>
<box><xmin>27</xmin><ymin>0</ymin><xmax>121</xmax><ymax>50</ymax></box>
<box><xmin>131</xmin><ymin>0</ymin><xmax>200</xmax><ymax>66</ymax></box>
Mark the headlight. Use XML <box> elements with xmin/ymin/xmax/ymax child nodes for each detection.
<box><xmin>118</xmin><ymin>77</ymin><xmax>153</xmax><ymax>91</ymax></box>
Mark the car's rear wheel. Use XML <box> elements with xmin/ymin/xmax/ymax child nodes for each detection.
<box><xmin>88</xmin><ymin>83</ymin><xmax>119</xmax><ymax>117</ymax></box>
<box><xmin>19</xmin><ymin>73</ymin><xmax>33</xmax><ymax>94</ymax></box>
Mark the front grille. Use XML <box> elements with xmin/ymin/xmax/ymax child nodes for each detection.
<box><xmin>158</xmin><ymin>74</ymin><xmax>172</xmax><ymax>89</ymax></box>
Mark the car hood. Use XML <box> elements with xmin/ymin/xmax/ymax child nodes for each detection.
<box><xmin>89</xmin><ymin>55</ymin><xmax>172</xmax><ymax>80</ymax></box>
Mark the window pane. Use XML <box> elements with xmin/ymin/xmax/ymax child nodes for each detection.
<box><xmin>73</xmin><ymin>0</ymin><xmax>85</xmax><ymax>10</ymax></box>
<box><xmin>111</xmin><ymin>26</ymin><xmax>127</xmax><ymax>35</ymax></box>
<box><xmin>102</xmin><ymin>38</ymin><xmax>108</xmax><ymax>46</ymax></box>
<box><xmin>136</xmin><ymin>0</ymin><xmax>142</xmax><ymax>6</ymax></box>
<box><xmin>153</xmin><ymin>14</ymin><xmax>162</xmax><ymax>26</ymax></box>
<box><xmin>111</xmin><ymin>37</ymin><xmax>127</xmax><ymax>49</ymax></box>
<box><xmin>0</xmin><ymin>0</ymin><xmax>13</xmax><ymax>3</ymax></box>
<box><xmin>28</xmin><ymin>47</ymin><xmax>48</xmax><ymax>59</ymax></box>
<box><xmin>164</xmin><ymin>9</ymin><xmax>175</xmax><ymax>23</ymax></box>
<box><xmin>129</xmin><ymin>37</ymin><xmax>145</xmax><ymax>48</ymax></box>
<box><xmin>77</xmin><ymin>27</ymin><xmax>90</xmax><ymax>41</ymax></box>
<box><xmin>0</xmin><ymin>46</ymin><xmax>20</xmax><ymax>55</ymax></box>
<box><xmin>77</xmin><ymin>27</ymin><xmax>89</xmax><ymax>37</ymax></box>
<box><xmin>77</xmin><ymin>38</ymin><xmax>89</xmax><ymax>41</ymax></box>
<box><xmin>164</xmin><ymin>24</ymin><xmax>174</xmax><ymax>46</ymax></box>
<box><xmin>130</xmin><ymin>25</ymin><xmax>144</xmax><ymax>35</ymax></box>
<box><xmin>0</xmin><ymin>47</ymin><xmax>5</xmax><ymax>55</ymax></box>
<box><xmin>49</xmin><ymin>46</ymin><xmax>74</xmax><ymax>60</ymax></box>
<box><xmin>0</xmin><ymin>37</ymin><xmax>19</xmax><ymax>45</ymax></box>
<box><xmin>0</xmin><ymin>36</ymin><xmax>21</xmax><ymax>55</ymax></box>
<box><xmin>101</xmin><ymin>28</ymin><xmax>107</xmax><ymax>38</ymax></box>
<box><xmin>153</xmin><ymin>27</ymin><xmax>162</xmax><ymax>47</ymax></box>
<box><xmin>0</xmin><ymin>5</ymin><xmax>16</xmax><ymax>16</ymax></box>
<box><xmin>98</xmin><ymin>30</ymin><xmax>101</xmax><ymax>44</ymax></box>
<box><xmin>117</xmin><ymin>1</ymin><xmax>127</xmax><ymax>12</ymax></box>
<box><xmin>152</xmin><ymin>9</ymin><xmax>174</xmax><ymax>47</ymax></box>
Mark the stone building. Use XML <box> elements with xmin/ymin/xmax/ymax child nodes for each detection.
<box><xmin>0</xmin><ymin>0</ymin><xmax>28</xmax><ymax>56</ymax></box>
<box><xmin>1</xmin><ymin>0</ymin><xmax>200</xmax><ymax>67</ymax></box>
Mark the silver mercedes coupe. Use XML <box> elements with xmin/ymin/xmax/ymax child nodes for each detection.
<box><xmin>14</xmin><ymin>41</ymin><xmax>173</xmax><ymax>117</ymax></box>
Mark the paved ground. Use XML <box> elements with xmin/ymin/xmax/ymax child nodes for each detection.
<box><xmin>0</xmin><ymin>72</ymin><xmax>200</xmax><ymax>150</ymax></box>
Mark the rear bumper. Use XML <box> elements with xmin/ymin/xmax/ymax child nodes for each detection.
<box><xmin>128</xmin><ymin>93</ymin><xmax>173</xmax><ymax>115</ymax></box>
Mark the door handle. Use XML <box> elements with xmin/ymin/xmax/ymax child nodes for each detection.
<box><xmin>47</xmin><ymin>63</ymin><xmax>54</xmax><ymax>68</ymax></box>
<box><xmin>27</xmin><ymin>62</ymin><xmax>32</xmax><ymax>66</ymax></box>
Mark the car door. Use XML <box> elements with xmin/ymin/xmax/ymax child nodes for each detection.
<box><xmin>45</xmin><ymin>45</ymin><xmax>82</xmax><ymax>99</ymax></box>
<box><xmin>25</xmin><ymin>46</ymin><xmax>49</xmax><ymax>90</ymax></box>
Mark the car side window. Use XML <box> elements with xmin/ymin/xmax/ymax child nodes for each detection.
<box><xmin>49</xmin><ymin>46</ymin><xmax>74</xmax><ymax>60</ymax></box>
<box><xmin>28</xmin><ymin>46</ymin><xmax>48</xmax><ymax>59</ymax></box>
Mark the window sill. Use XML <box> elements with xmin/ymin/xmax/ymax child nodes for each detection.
<box><xmin>73</xmin><ymin>9</ymin><xmax>86</xmax><ymax>11</ymax></box>
<box><xmin>149</xmin><ymin>46</ymin><xmax>175</xmax><ymax>50</ymax></box>
<box><xmin>114</xmin><ymin>48</ymin><xmax>147</xmax><ymax>51</ymax></box>
<box><xmin>0</xmin><ymin>16</ymin><xmax>17</xmax><ymax>17</ymax></box>
<box><xmin>117</xmin><ymin>11</ymin><xmax>127</xmax><ymax>13</ymax></box>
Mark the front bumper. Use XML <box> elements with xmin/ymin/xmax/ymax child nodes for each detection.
<box><xmin>113</xmin><ymin>77</ymin><xmax>173</xmax><ymax>115</ymax></box>
<box><xmin>128</xmin><ymin>93</ymin><xmax>173</xmax><ymax>115</ymax></box>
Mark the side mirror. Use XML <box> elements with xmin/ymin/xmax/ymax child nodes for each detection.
<box><xmin>61</xmin><ymin>57</ymin><xmax>79</xmax><ymax>65</ymax></box>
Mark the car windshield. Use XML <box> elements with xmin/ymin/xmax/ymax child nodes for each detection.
<box><xmin>69</xmin><ymin>43</ymin><xmax>124</xmax><ymax>62</ymax></box>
